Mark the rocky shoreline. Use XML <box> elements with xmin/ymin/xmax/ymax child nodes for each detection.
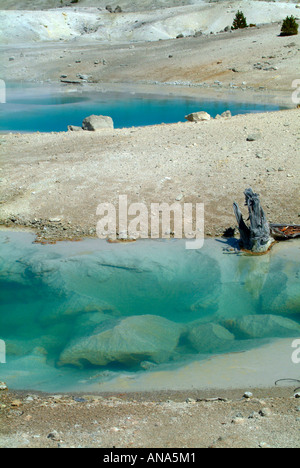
<box><xmin>0</xmin><ymin>217</ymin><xmax>95</xmax><ymax>244</ymax></box>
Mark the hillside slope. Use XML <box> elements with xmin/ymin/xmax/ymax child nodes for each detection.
<box><xmin>0</xmin><ymin>0</ymin><xmax>299</xmax><ymax>44</ymax></box>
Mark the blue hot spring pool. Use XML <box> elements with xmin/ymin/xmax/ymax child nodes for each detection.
<box><xmin>0</xmin><ymin>83</ymin><xmax>286</xmax><ymax>133</ymax></box>
<box><xmin>0</xmin><ymin>231</ymin><xmax>299</xmax><ymax>393</ymax></box>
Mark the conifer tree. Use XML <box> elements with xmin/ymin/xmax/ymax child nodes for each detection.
<box><xmin>280</xmin><ymin>16</ymin><xmax>298</xmax><ymax>36</ymax></box>
<box><xmin>232</xmin><ymin>11</ymin><xmax>248</xmax><ymax>30</ymax></box>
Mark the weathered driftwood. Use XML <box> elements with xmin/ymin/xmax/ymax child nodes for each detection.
<box><xmin>233</xmin><ymin>188</ymin><xmax>274</xmax><ymax>252</ymax></box>
<box><xmin>270</xmin><ymin>224</ymin><xmax>300</xmax><ymax>240</ymax></box>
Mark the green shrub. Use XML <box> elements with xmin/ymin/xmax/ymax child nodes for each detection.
<box><xmin>280</xmin><ymin>16</ymin><xmax>299</xmax><ymax>36</ymax></box>
<box><xmin>232</xmin><ymin>11</ymin><xmax>248</xmax><ymax>30</ymax></box>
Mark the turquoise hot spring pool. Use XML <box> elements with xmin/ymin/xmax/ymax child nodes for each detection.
<box><xmin>0</xmin><ymin>232</ymin><xmax>299</xmax><ymax>393</ymax></box>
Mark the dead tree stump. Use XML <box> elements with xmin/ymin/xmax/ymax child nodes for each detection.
<box><xmin>233</xmin><ymin>188</ymin><xmax>274</xmax><ymax>252</ymax></box>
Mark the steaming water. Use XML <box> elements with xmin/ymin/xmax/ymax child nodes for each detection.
<box><xmin>0</xmin><ymin>231</ymin><xmax>299</xmax><ymax>393</ymax></box>
<box><xmin>0</xmin><ymin>83</ymin><xmax>285</xmax><ymax>133</ymax></box>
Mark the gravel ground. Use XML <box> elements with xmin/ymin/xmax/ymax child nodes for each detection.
<box><xmin>1</xmin><ymin>385</ymin><xmax>300</xmax><ymax>448</ymax></box>
<box><xmin>0</xmin><ymin>109</ymin><xmax>299</xmax><ymax>243</ymax></box>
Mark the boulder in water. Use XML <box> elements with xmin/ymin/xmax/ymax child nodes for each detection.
<box><xmin>187</xmin><ymin>322</ymin><xmax>235</xmax><ymax>353</ymax></box>
<box><xmin>261</xmin><ymin>269</ymin><xmax>300</xmax><ymax>317</ymax></box>
<box><xmin>58</xmin><ymin>315</ymin><xmax>181</xmax><ymax>368</ymax></box>
<box><xmin>222</xmin><ymin>314</ymin><xmax>300</xmax><ymax>339</ymax></box>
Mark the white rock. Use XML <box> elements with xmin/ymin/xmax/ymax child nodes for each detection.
<box><xmin>82</xmin><ymin>115</ymin><xmax>114</xmax><ymax>131</ymax></box>
<box><xmin>185</xmin><ymin>111</ymin><xmax>211</xmax><ymax>122</ymax></box>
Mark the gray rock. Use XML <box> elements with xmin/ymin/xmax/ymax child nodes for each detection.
<box><xmin>186</xmin><ymin>398</ymin><xmax>196</xmax><ymax>404</ymax></box>
<box><xmin>223</xmin><ymin>314</ymin><xmax>300</xmax><ymax>339</ymax></box>
<box><xmin>58</xmin><ymin>315</ymin><xmax>181</xmax><ymax>368</ymax></box>
<box><xmin>231</xmin><ymin>417</ymin><xmax>245</xmax><ymax>425</ymax></box>
<box><xmin>185</xmin><ymin>111</ymin><xmax>211</xmax><ymax>122</ymax></box>
<box><xmin>261</xmin><ymin>270</ymin><xmax>300</xmax><ymax>317</ymax></box>
<box><xmin>82</xmin><ymin>115</ymin><xmax>114</xmax><ymax>131</ymax></box>
<box><xmin>68</xmin><ymin>125</ymin><xmax>83</xmax><ymax>132</ymax></box>
<box><xmin>78</xmin><ymin>74</ymin><xmax>89</xmax><ymax>81</ymax></box>
<box><xmin>259</xmin><ymin>408</ymin><xmax>272</xmax><ymax>417</ymax></box>
<box><xmin>221</xmin><ymin>110</ymin><xmax>232</xmax><ymax>118</ymax></box>
<box><xmin>47</xmin><ymin>430</ymin><xmax>60</xmax><ymax>441</ymax></box>
<box><xmin>247</xmin><ymin>133</ymin><xmax>262</xmax><ymax>141</ymax></box>
<box><xmin>259</xmin><ymin>442</ymin><xmax>272</xmax><ymax>448</ymax></box>
<box><xmin>216</xmin><ymin>110</ymin><xmax>232</xmax><ymax>119</ymax></box>
<box><xmin>187</xmin><ymin>322</ymin><xmax>235</xmax><ymax>353</ymax></box>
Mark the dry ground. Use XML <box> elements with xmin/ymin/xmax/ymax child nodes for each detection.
<box><xmin>0</xmin><ymin>109</ymin><xmax>299</xmax><ymax>242</ymax></box>
<box><xmin>1</xmin><ymin>386</ymin><xmax>300</xmax><ymax>448</ymax></box>
<box><xmin>2</xmin><ymin>22</ymin><xmax>300</xmax><ymax>94</ymax></box>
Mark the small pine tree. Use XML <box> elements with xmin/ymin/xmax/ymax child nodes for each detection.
<box><xmin>232</xmin><ymin>11</ymin><xmax>248</xmax><ymax>30</ymax></box>
<box><xmin>280</xmin><ymin>16</ymin><xmax>299</xmax><ymax>36</ymax></box>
